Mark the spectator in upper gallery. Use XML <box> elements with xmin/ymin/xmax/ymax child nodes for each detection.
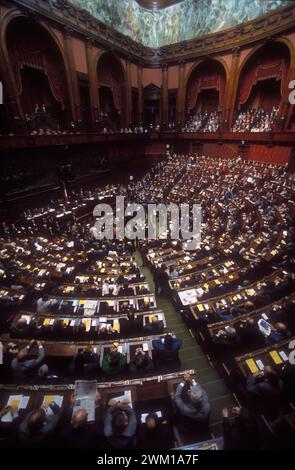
<box><xmin>137</xmin><ymin>412</ymin><xmax>174</xmax><ymax>449</ymax></box>
<box><xmin>232</xmin><ymin>107</ymin><xmax>279</xmax><ymax>133</ymax></box>
<box><xmin>11</xmin><ymin>340</ymin><xmax>46</xmax><ymax>380</ymax></box>
<box><xmin>129</xmin><ymin>347</ymin><xmax>153</xmax><ymax>374</ymax></box>
<box><xmin>174</xmin><ymin>374</ymin><xmax>211</xmax><ymax>423</ymax></box>
<box><xmin>222</xmin><ymin>407</ymin><xmax>259</xmax><ymax>449</ymax></box>
<box><xmin>101</xmin><ymin>347</ymin><xmax>127</xmax><ymax>375</ymax></box>
<box><xmin>18</xmin><ymin>401</ymin><xmax>62</xmax><ymax>448</ymax></box>
<box><xmin>104</xmin><ymin>399</ymin><xmax>137</xmax><ymax>449</ymax></box>
<box><xmin>246</xmin><ymin>365</ymin><xmax>283</xmax><ymax>419</ymax></box>
<box><xmin>152</xmin><ymin>333</ymin><xmax>182</xmax><ymax>365</ymax></box>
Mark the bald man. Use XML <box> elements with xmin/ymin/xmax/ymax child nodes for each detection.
<box><xmin>61</xmin><ymin>407</ymin><xmax>103</xmax><ymax>449</ymax></box>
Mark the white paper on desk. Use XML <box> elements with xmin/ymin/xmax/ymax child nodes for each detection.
<box><xmin>20</xmin><ymin>315</ymin><xmax>31</xmax><ymax>323</ymax></box>
<box><xmin>42</xmin><ymin>395</ymin><xmax>63</xmax><ymax>416</ymax></box>
<box><xmin>115</xmin><ymin>390</ymin><xmax>132</xmax><ymax>407</ymax></box>
<box><xmin>178</xmin><ymin>289</ymin><xmax>197</xmax><ymax>306</ymax></box>
<box><xmin>99</xmin><ymin>317</ymin><xmax>107</xmax><ymax>323</ymax></box>
<box><xmin>1</xmin><ymin>395</ymin><xmax>29</xmax><ymax>422</ymax></box>
<box><xmin>141</xmin><ymin>410</ymin><xmax>162</xmax><ymax>423</ymax></box>
<box><xmin>70</xmin><ymin>320</ymin><xmax>76</xmax><ymax>327</ymax></box>
<box><xmin>142</xmin><ymin>342</ymin><xmax>149</xmax><ymax>352</ymax></box>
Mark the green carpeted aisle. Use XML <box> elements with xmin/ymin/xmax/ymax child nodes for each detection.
<box><xmin>135</xmin><ymin>250</ymin><xmax>237</xmax><ymax>437</ymax></box>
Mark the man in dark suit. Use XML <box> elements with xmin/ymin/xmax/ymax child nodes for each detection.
<box><xmin>60</xmin><ymin>408</ymin><xmax>103</xmax><ymax>449</ymax></box>
<box><xmin>246</xmin><ymin>365</ymin><xmax>283</xmax><ymax>419</ymax></box>
<box><xmin>152</xmin><ymin>334</ymin><xmax>182</xmax><ymax>366</ymax></box>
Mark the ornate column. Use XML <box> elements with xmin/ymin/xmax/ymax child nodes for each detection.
<box><xmin>63</xmin><ymin>27</ymin><xmax>82</xmax><ymax>124</ymax></box>
<box><xmin>224</xmin><ymin>47</ymin><xmax>240</xmax><ymax>130</ymax></box>
<box><xmin>176</xmin><ymin>60</ymin><xmax>185</xmax><ymax>126</ymax></box>
<box><xmin>161</xmin><ymin>63</ymin><xmax>168</xmax><ymax>127</ymax></box>
<box><xmin>137</xmin><ymin>62</ymin><xmax>143</xmax><ymax>125</ymax></box>
<box><xmin>85</xmin><ymin>37</ymin><xmax>100</xmax><ymax>129</ymax></box>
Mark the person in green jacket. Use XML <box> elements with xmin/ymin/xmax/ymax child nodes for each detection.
<box><xmin>101</xmin><ymin>346</ymin><xmax>127</xmax><ymax>375</ymax></box>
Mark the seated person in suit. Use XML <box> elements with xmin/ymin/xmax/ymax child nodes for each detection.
<box><xmin>235</xmin><ymin>318</ymin><xmax>262</xmax><ymax>349</ymax></box>
<box><xmin>211</xmin><ymin>326</ymin><xmax>240</xmax><ymax>349</ymax></box>
<box><xmin>70</xmin><ymin>346</ymin><xmax>100</xmax><ymax>376</ymax></box>
<box><xmin>10</xmin><ymin>316</ymin><xmax>36</xmax><ymax>338</ymax></box>
<box><xmin>215</xmin><ymin>303</ymin><xmax>234</xmax><ymax>322</ymax></box>
<box><xmin>60</xmin><ymin>407</ymin><xmax>103</xmax><ymax>449</ymax></box>
<box><xmin>129</xmin><ymin>347</ymin><xmax>153</xmax><ymax>374</ymax></box>
<box><xmin>101</xmin><ymin>347</ymin><xmax>127</xmax><ymax>375</ymax></box>
<box><xmin>246</xmin><ymin>365</ymin><xmax>283</xmax><ymax>419</ymax></box>
<box><xmin>152</xmin><ymin>333</ymin><xmax>182</xmax><ymax>365</ymax></box>
<box><xmin>36</xmin><ymin>296</ymin><xmax>58</xmax><ymax>314</ymax></box>
<box><xmin>11</xmin><ymin>340</ymin><xmax>46</xmax><ymax>380</ymax></box>
<box><xmin>119</xmin><ymin>312</ymin><xmax>142</xmax><ymax>336</ymax></box>
<box><xmin>265</xmin><ymin>322</ymin><xmax>291</xmax><ymax>346</ymax></box>
<box><xmin>18</xmin><ymin>401</ymin><xmax>62</xmax><ymax>448</ymax></box>
<box><xmin>104</xmin><ymin>399</ymin><xmax>137</xmax><ymax>449</ymax></box>
<box><xmin>143</xmin><ymin>315</ymin><xmax>164</xmax><ymax>335</ymax></box>
<box><xmin>118</xmin><ymin>283</ymin><xmax>134</xmax><ymax>297</ymax></box>
<box><xmin>138</xmin><ymin>298</ymin><xmax>153</xmax><ymax>312</ymax></box>
<box><xmin>98</xmin><ymin>325</ymin><xmax>118</xmax><ymax>340</ymax></box>
<box><xmin>137</xmin><ymin>412</ymin><xmax>174</xmax><ymax>449</ymax></box>
<box><xmin>136</xmin><ymin>285</ymin><xmax>150</xmax><ymax>295</ymax></box>
<box><xmin>174</xmin><ymin>375</ymin><xmax>211</xmax><ymax>424</ymax></box>
<box><xmin>222</xmin><ymin>406</ymin><xmax>259</xmax><ymax>450</ymax></box>
<box><xmin>99</xmin><ymin>301</ymin><xmax>115</xmax><ymax>315</ymax></box>
<box><xmin>119</xmin><ymin>301</ymin><xmax>135</xmax><ymax>314</ymax></box>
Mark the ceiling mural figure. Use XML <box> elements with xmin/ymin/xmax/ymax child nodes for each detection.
<box><xmin>70</xmin><ymin>0</ymin><xmax>290</xmax><ymax>47</ymax></box>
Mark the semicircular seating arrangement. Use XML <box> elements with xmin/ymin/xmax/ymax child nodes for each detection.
<box><xmin>0</xmin><ymin>153</ymin><xmax>294</xmax><ymax>450</ymax></box>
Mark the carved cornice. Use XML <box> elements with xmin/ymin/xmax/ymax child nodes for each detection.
<box><xmin>3</xmin><ymin>0</ymin><xmax>295</xmax><ymax>67</ymax></box>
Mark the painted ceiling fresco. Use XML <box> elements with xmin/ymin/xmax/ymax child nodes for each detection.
<box><xmin>70</xmin><ymin>0</ymin><xmax>291</xmax><ymax>47</ymax></box>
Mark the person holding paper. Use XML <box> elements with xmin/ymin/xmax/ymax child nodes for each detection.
<box><xmin>104</xmin><ymin>400</ymin><xmax>137</xmax><ymax>449</ymax></box>
<box><xmin>18</xmin><ymin>401</ymin><xmax>62</xmax><ymax>448</ymax></box>
<box><xmin>11</xmin><ymin>340</ymin><xmax>46</xmax><ymax>380</ymax></box>
<box><xmin>101</xmin><ymin>347</ymin><xmax>127</xmax><ymax>375</ymax></box>
<box><xmin>129</xmin><ymin>348</ymin><xmax>153</xmax><ymax>374</ymax></box>
<box><xmin>174</xmin><ymin>375</ymin><xmax>211</xmax><ymax>425</ymax></box>
<box><xmin>265</xmin><ymin>322</ymin><xmax>291</xmax><ymax>346</ymax></box>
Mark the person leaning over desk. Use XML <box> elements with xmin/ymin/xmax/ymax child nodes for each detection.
<box><xmin>101</xmin><ymin>346</ymin><xmax>127</xmax><ymax>375</ymax></box>
<box><xmin>11</xmin><ymin>339</ymin><xmax>47</xmax><ymax>380</ymax></box>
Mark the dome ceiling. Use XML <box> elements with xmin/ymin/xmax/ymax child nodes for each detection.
<box><xmin>70</xmin><ymin>0</ymin><xmax>291</xmax><ymax>48</ymax></box>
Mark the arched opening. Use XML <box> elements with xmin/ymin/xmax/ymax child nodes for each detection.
<box><xmin>97</xmin><ymin>53</ymin><xmax>125</xmax><ymax>130</ymax></box>
<box><xmin>185</xmin><ymin>59</ymin><xmax>226</xmax><ymax>132</ymax></box>
<box><xmin>6</xmin><ymin>17</ymin><xmax>70</xmax><ymax>131</ymax></box>
<box><xmin>143</xmin><ymin>83</ymin><xmax>161</xmax><ymax>127</ymax></box>
<box><xmin>233</xmin><ymin>42</ymin><xmax>290</xmax><ymax>131</ymax></box>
